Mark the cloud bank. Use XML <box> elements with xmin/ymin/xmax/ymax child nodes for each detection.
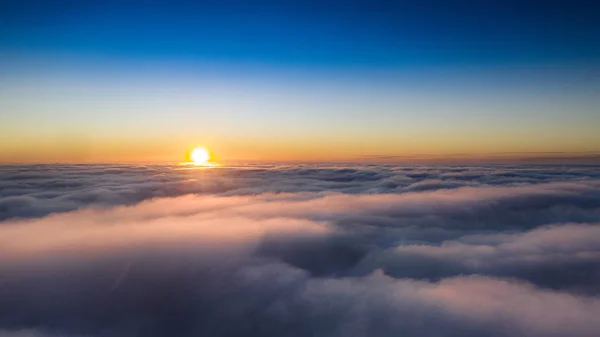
<box><xmin>1</xmin><ymin>163</ymin><xmax>600</xmax><ymax>336</ymax></box>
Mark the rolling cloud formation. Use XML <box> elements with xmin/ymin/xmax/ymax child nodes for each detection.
<box><xmin>1</xmin><ymin>164</ymin><xmax>600</xmax><ymax>337</ymax></box>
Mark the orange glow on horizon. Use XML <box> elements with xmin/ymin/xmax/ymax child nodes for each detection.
<box><xmin>1</xmin><ymin>133</ymin><xmax>599</xmax><ymax>164</ymax></box>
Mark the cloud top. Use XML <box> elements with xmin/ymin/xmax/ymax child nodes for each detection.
<box><xmin>1</xmin><ymin>163</ymin><xmax>600</xmax><ymax>336</ymax></box>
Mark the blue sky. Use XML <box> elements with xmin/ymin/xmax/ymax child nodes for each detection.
<box><xmin>1</xmin><ymin>0</ymin><xmax>599</xmax><ymax>162</ymax></box>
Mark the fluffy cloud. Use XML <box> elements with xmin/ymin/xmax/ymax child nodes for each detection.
<box><xmin>353</xmin><ymin>223</ymin><xmax>600</xmax><ymax>294</ymax></box>
<box><xmin>2</xmin><ymin>164</ymin><xmax>600</xmax><ymax>220</ymax></box>
<box><xmin>1</xmin><ymin>164</ymin><xmax>600</xmax><ymax>336</ymax></box>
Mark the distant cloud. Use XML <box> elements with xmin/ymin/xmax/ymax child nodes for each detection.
<box><xmin>358</xmin><ymin>152</ymin><xmax>600</xmax><ymax>164</ymax></box>
<box><xmin>2</xmin><ymin>163</ymin><xmax>600</xmax><ymax>220</ymax></box>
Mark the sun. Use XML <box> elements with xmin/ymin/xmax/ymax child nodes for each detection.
<box><xmin>190</xmin><ymin>147</ymin><xmax>211</xmax><ymax>165</ymax></box>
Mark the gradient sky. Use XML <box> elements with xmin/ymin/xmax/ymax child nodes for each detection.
<box><xmin>1</xmin><ymin>0</ymin><xmax>599</xmax><ymax>163</ymax></box>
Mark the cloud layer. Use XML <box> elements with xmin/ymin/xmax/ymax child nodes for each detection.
<box><xmin>1</xmin><ymin>163</ymin><xmax>600</xmax><ymax>336</ymax></box>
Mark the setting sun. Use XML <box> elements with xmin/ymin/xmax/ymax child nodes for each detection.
<box><xmin>190</xmin><ymin>147</ymin><xmax>211</xmax><ymax>165</ymax></box>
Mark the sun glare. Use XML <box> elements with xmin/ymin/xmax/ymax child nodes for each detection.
<box><xmin>190</xmin><ymin>147</ymin><xmax>211</xmax><ymax>165</ymax></box>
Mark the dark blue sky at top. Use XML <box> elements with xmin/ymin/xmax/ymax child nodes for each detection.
<box><xmin>2</xmin><ymin>0</ymin><xmax>600</xmax><ymax>69</ymax></box>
